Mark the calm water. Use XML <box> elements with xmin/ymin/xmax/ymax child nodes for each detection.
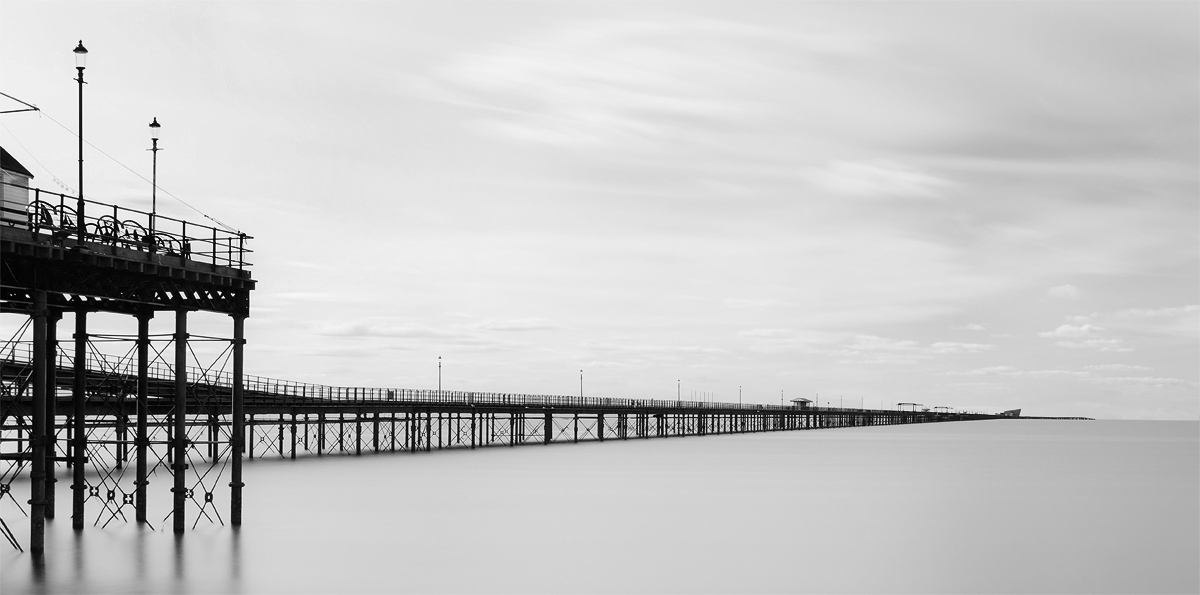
<box><xmin>2</xmin><ymin>419</ymin><xmax>1197</xmax><ymax>594</ymax></box>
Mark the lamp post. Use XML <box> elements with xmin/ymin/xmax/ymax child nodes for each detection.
<box><xmin>677</xmin><ymin>379</ymin><xmax>680</xmax><ymax>401</ymax></box>
<box><xmin>438</xmin><ymin>356</ymin><xmax>441</xmax><ymax>393</ymax></box>
<box><xmin>148</xmin><ymin>117</ymin><xmax>160</xmax><ymax>249</ymax></box>
<box><xmin>580</xmin><ymin>369</ymin><xmax>583</xmax><ymax>399</ymax></box>
<box><xmin>73</xmin><ymin>41</ymin><xmax>88</xmax><ymax>244</ymax></box>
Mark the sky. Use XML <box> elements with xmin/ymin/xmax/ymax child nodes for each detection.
<box><xmin>1</xmin><ymin>2</ymin><xmax>1196</xmax><ymax>420</ymax></box>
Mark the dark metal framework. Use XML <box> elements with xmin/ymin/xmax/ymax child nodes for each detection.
<box><xmin>1</xmin><ymin>307</ymin><xmax>1046</xmax><ymax>559</ymax></box>
<box><xmin>1</xmin><ymin>186</ymin><xmax>253</xmax><ymax>556</ymax></box>
<box><xmin>4</xmin><ymin>342</ymin><xmax>995</xmax><ymax>465</ymax></box>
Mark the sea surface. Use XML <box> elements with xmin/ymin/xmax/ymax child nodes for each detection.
<box><xmin>1</xmin><ymin>419</ymin><xmax>1197</xmax><ymax>594</ymax></box>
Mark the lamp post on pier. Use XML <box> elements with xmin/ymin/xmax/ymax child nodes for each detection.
<box><xmin>148</xmin><ymin>117</ymin><xmax>160</xmax><ymax>249</ymax></box>
<box><xmin>438</xmin><ymin>356</ymin><xmax>441</xmax><ymax>394</ymax></box>
<box><xmin>580</xmin><ymin>369</ymin><xmax>583</xmax><ymax>398</ymax></box>
<box><xmin>73</xmin><ymin>41</ymin><xmax>88</xmax><ymax>244</ymax></box>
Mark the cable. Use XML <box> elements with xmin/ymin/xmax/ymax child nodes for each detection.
<box><xmin>9</xmin><ymin>105</ymin><xmax>241</xmax><ymax>234</ymax></box>
<box><xmin>0</xmin><ymin>120</ymin><xmax>78</xmax><ymax>195</ymax></box>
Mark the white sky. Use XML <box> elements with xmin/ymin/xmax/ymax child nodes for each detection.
<box><xmin>2</xmin><ymin>2</ymin><xmax>1196</xmax><ymax>419</ymax></box>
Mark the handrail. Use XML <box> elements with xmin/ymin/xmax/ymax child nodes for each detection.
<box><xmin>1</xmin><ymin>181</ymin><xmax>252</xmax><ymax>269</ymax></box>
<box><xmin>0</xmin><ymin>342</ymin><xmax>981</xmax><ymax>415</ymax></box>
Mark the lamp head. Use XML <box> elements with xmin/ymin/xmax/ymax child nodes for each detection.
<box><xmin>73</xmin><ymin>41</ymin><xmax>88</xmax><ymax>68</ymax></box>
<box><xmin>149</xmin><ymin>117</ymin><xmax>161</xmax><ymax>140</ymax></box>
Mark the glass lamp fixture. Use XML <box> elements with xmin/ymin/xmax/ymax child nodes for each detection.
<box><xmin>74</xmin><ymin>41</ymin><xmax>88</xmax><ymax>68</ymax></box>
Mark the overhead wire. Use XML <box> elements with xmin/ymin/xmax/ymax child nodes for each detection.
<box><xmin>2</xmin><ymin>98</ymin><xmax>241</xmax><ymax>234</ymax></box>
<box><xmin>0</xmin><ymin>119</ymin><xmax>78</xmax><ymax>195</ymax></box>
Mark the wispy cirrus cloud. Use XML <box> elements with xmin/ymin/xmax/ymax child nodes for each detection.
<box><xmin>1093</xmin><ymin>376</ymin><xmax>1198</xmax><ymax>388</ymax></box>
<box><xmin>428</xmin><ymin>17</ymin><xmax>781</xmax><ymax>149</ymax></box>
<box><xmin>955</xmin><ymin>366</ymin><xmax>1087</xmax><ymax>378</ymax></box>
<box><xmin>1083</xmin><ymin>363</ymin><xmax>1152</xmax><ymax>372</ymax></box>
<box><xmin>475</xmin><ymin>318</ymin><xmax>561</xmax><ymax>331</ymax></box>
<box><xmin>1110</xmin><ymin>304</ymin><xmax>1200</xmax><ymax>338</ymax></box>
<box><xmin>927</xmin><ymin>342</ymin><xmax>996</xmax><ymax>354</ymax></box>
<box><xmin>802</xmin><ymin>160</ymin><xmax>952</xmax><ymax>200</ymax></box>
<box><xmin>740</xmin><ymin>332</ymin><xmax>997</xmax><ymax>364</ymax></box>
<box><xmin>1038</xmin><ymin>323</ymin><xmax>1131</xmax><ymax>352</ymax></box>
<box><xmin>1047</xmin><ymin>284</ymin><xmax>1081</xmax><ymax>300</ymax></box>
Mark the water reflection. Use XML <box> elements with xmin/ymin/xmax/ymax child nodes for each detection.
<box><xmin>1</xmin><ymin>421</ymin><xmax>1196</xmax><ymax>594</ymax></box>
<box><xmin>71</xmin><ymin>527</ymin><xmax>83</xmax><ymax>584</ymax></box>
<box><xmin>230</xmin><ymin>526</ymin><xmax>242</xmax><ymax>582</ymax></box>
<box><xmin>30</xmin><ymin>547</ymin><xmax>45</xmax><ymax>590</ymax></box>
<box><xmin>134</xmin><ymin>525</ymin><xmax>146</xmax><ymax>583</ymax></box>
<box><xmin>172</xmin><ymin>532</ymin><xmax>184</xmax><ymax>586</ymax></box>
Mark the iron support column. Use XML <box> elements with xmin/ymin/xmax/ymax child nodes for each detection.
<box><xmin>172</xmin><ymin>309</ymin><xmax>188</xmax><ymax>533</ymax></box>
<box><xmin>44</xmin><ymin>310</ymin><xmax>60</xmax><ymax>520</ymax></box>
<box><xmin>30</xmin><ymin>291</ymin><xmax>48</xmax><ymax>555</ymax></box>
<box><xmin>136</xmin><ymin>311</ymin><xmax>151</xmax><ymax>523</ymax></box>
<box><xmin>71</xmin><ymin>309</ymin><xmax>87</xmax><ymax>530</ymax></box>
<box><xmin>228</xmin><ymin>313</ymin><xmax>245</xmax><ymax>525</ymax></box>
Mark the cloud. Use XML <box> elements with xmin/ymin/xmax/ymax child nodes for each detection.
<box><xmin>1109</xmin><ymin>304</ymin><xmax>1199</xmax><ymax>338</ymax></box>
<box><xmin>957</xmin><ymin>366</ymin><xmax>1086</xmax><ymax>378</ymax></box>
<box><xmin>476</xmin><ymin>318</ymin><xmax>560</xmax><ymax>331</ymax></box>
<box><xmin>319</xmin><ymin>322</ymin><xmax>464</xmax><ymax>340</ymax></box>
<box><xmin>582</xmin><ymin>341</ymin><xmax>729</xmax><ymax>357</ymax></box>
<box><xmin>1083</xmin><ymin>363</ymin><xmax>1152</xmax><ymax>372</ymax></box>
<box><xmin>824</xmin><ymin>335</ymin><xmax>995</xmax><ymax>364</ymax></box>
<box><xmin>1047</xmin><ymin>284</ymin><xmax>1081</xmax><ymax>299</ymax></box>
<box><xmin>1038</xmin><ymin>324</ymin><xmax>1102</xmax><ymax>338</ymax></box>
<box><xmin>1053</xmin><ymin>338</ymin><xmax>1131</xmax><ymax>351</ymax></box>
<box><xmin>842</xmin><ymin>335</ymin><xmax>921</xmax><ymax>352</ymax></box>
<box><xmin>738</xmin><ymin>328</ymin><xmax>794</xmax><ymax>338</ymax></box>
<box><xmin>429</xmin><ymin>17</ymin><xmax>775</xmax><ymax>149</ymax></box>
<box><xmin>927</xmin><ymin>342</ymin><xmax>996</xmax><ymax>354</ymax></box>
<box><xmin>1038</xmin><ymin>323</ymin><xmax>1131</xmax><ymax>351</ymax></box>
<box><xmin>1092</xmin><ymin>376</ymin><xmax>1199</xmax><ymax>388</ymax></box>
<box><xmin>313</xmin><ymin>320</ymin><xmax>531</xmax><ymax>351</ymax></box>
<box><xmin>803</xmin><ymin>160</ymin><xmax>952</xmax><ymax>199</ymax></box>
<box><xmin>1021</xmin><ymin>369</ymin><xmax>1089</xmax><ymax>378</ymax></box>
<box><xmin>723</xmin><ymin>298</ymin><xmax>788</xmax><ymax>310</ymax></box>
<box><xmin>956</xmin><ymin>323</ymin><xmax>987</xmax><ymax>331</ymax></box>
<box><xmin>264</xmin><ymin>291</ymin><xmax>370</xmax><ymax>303</ymax></box>
<box><xmin>1113</xmin><ymin>304</ymin><xmax>1199</xmax><ymax>319</ymax></box>
<box><xmin>959</xmin><ymin>366</ymin><xmax>1018</xmax><ymax>375</ymax></box>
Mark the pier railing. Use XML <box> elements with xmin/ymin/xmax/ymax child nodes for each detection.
<box><xmin>0</xmin><ymin>341</ymin><xmax>951</xmax><ymax>414</ymax></box>
<box><xmin>0</xmin><ymin>181</ymin><xmax>252</xmax><ymax>269</ymax></box>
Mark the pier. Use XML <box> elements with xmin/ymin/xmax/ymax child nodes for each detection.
<box><xmin>0</xmin><ymin>177</ymin><xmax>1020</xmax><ymax>558</ymax></box>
